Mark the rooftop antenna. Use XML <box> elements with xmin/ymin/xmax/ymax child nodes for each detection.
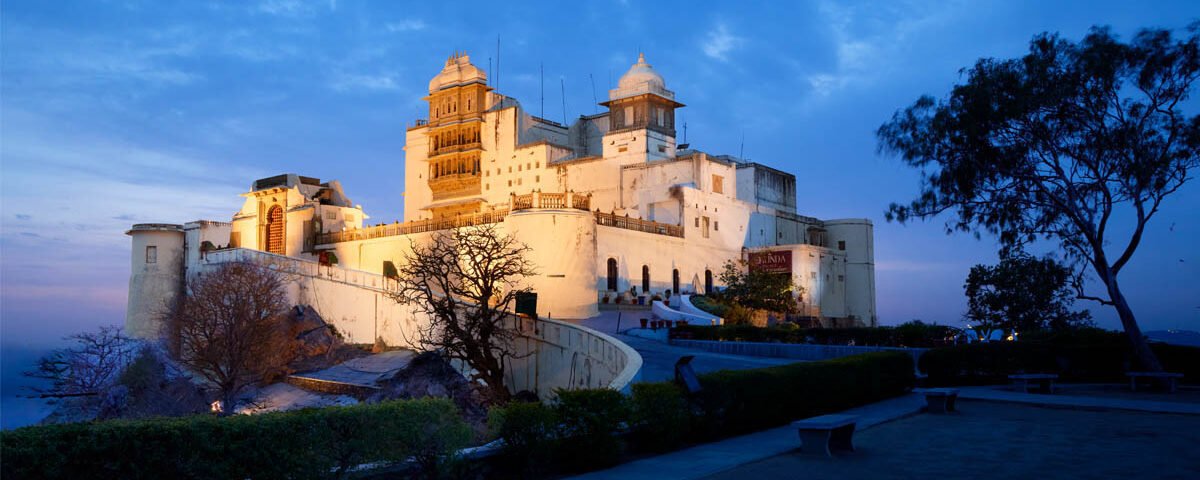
<box><xmin>739</xmin><ymin>130</ymin><xmax>745</xmax><ymax>161</ymax></box>
<box><xmin>488</xmin><ymin>57</ymin><xmax>492</xmax><ymax>86</ymax></box>
<box><xmin>560</xmin><ymin>77</ymin><xmax>567</xmax><ymax>125</ymax></box>
<box><xmin>495</xmin><ymin>35</ymin><xmax>501</xmax><ymax>90</ymax></box>
<box><xmin>589</xmin><ymin>73</ymin><xmax>598</xmax><ymax>112</ymax></box>
<box><xmin>540</xmin><ymin>63</ymin><xmax>545</xmax><ymax>119</ymax></box>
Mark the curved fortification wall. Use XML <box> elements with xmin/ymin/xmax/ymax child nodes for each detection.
<box><xmin>125</xmin><ymin>224</ymin><xmax>186</xmax><ymax>338</ymax></box>
<box><xmin>504</xmin><ymin>208</ymin><xmax>599</xmax><ymax>320</ymax></box>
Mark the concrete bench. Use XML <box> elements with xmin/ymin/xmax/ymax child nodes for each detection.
<box><xmin>921</xmin><ymin>388</ymin><xmax>959</xmax><ymax>413</ymax></box>
<box><xmin>1008</xmin><ymin>373</ymin><xmax>1058</xmax><ymax>394</ymax></box>
<box><xmin>1127</xmin><ymin>372</ymin><xmax>1185</xmax><ymax>393</ymax></box>
<box><xmin>792</xmin><ymin>414</ymin><xmax>858</xmax><ymax>456</ymax></box>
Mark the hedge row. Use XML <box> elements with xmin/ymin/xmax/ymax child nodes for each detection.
<box><xmin>920</xmin><ymin>340</ymin><xmax>1200</xmax><ymax>386</ymax></box>
<box><xmin>672</xmin><ymin>322</ymin><xmax>955</xmax><ymax>348</ymax></box>
<box><xmin>490</xmin><ymin>351</ymin><xmax>915</xmax><ymax>474</ymax></box>
<box><xmin>0</xmin><ymin>398</ymin><xmax>471</xmax><ymax>480</ymax></box>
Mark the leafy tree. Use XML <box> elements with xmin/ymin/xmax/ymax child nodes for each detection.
<box><xmin>715</xmin><ymin>259</ymin><xmax>799</xmax><ymax>314</ymax></box>
<box><xmin>964</xmin><ymin>252</ymin><xmax>1093</xmax><ymax>339</ymax></box>
<box><xmin>878</xmin><ymin>26</ymin><xmax>1200</xmax><ymax>371</ymax></box>
<box><xmin>388</xmin><ymin>224</ymin><xmax>536</xmax><ymax>404</ymax></box>
<box><xmin>168</xmin><ymin>261</ymin><xmax>296</xmax><ymax>413</ymax></box>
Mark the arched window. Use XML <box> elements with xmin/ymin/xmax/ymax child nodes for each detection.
<box><xmin>265</xmin><ymin>205</ymin><xmax>285</xmax><ymax>255</ymax></box>
<box><xmin>672</xmin><ymin>269</ymin><xmax>680</xmax><ymax>294</ymax></box>
<box><xmin>642</xmin><ymin>265</ymin><xmax>650</xmax><ymax>293</ymax></box>
<box><xmin>606</xmin><ymin>258</ymin><xmax>618</xmax><ymax>291</ymax></box>
<box><xmin>704</xmin><ymin>269</ymin><xmax>713</xmax><ymax>295</ymax></box>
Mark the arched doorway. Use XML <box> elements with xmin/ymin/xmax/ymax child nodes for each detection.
<box><xmin>265</xmin><ymin>205</ymin><xmax>284</xmax><ymax>255</ymax></box>
<box><xmin>704</xmin><ymin>269</ymin><xmax>713</xmax><ymax>295</ymax></box>
<box><xmin>642</xmin><ymin>265</ymin><xmax>650</xmax><ymax>294</ymax></box>
<box><xmin>672</xmin><ymin>269</ymin><xmax>680</xmax><ymax>294</ymax></box>
<box><xmin>606</xmin><ymin>258</ymin><xmax>618</xmax><ymax>291</ymax></box>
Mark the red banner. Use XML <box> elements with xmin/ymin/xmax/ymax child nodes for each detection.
<box><xmin>748</xmin><ymin>250</ymin><xmax>792</xmax><ymax>275</ymax></box>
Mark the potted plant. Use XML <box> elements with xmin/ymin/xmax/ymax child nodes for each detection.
<box><xmin>614</xmin><ymin>296</ymin><xmax>624</xmax><ymax>304</ymax></box>
<box><xmin>640</xmin><ymin>318</ymin><xmax>648</xmax><ymax>329</ymax></box>
<box><xmin>601</xmin><ymin>294</ymin><xmax>610</xmax><ymax>304</ymax></box>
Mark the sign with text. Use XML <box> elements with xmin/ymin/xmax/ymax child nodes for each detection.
<box><xmin>748</xmin><ymin>250</ymin><xmax>792</xmax><ymax>275</ymax></box>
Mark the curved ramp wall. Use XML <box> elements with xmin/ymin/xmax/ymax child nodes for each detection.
<box><xmin>678</xmin><ymin>295</ymin><xmax>723</xmax><ymax>325</ymax></box>
<box><xmin>652</xmin><ymin>300</ymin><xmax>721</xmax><ymax>326</ymax></box>
<box><xmin>193</xmin><ymin>248</ymin><xmax>642</xmax><ymax>395</ymax></box>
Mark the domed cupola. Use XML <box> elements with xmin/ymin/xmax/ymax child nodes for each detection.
<box><xmin>609</xmin><ymin>53</ymin><xmax>675</xmax><ymax>102</ymax></box>
<box><xmin>601</xmin><ymin>53</ymin><xmax>684</xmax><ymax>135</ymax></box>
<box><xmin>428</xmin><ymin>53</ymin><xmax>487</xmax><ymax>93</ymax></box>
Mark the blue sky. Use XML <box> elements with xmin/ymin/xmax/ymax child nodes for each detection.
<box><xmin>2</xmin><ymin>0</ymin><xmax>1198</xmax><ymax>354</ymax></box>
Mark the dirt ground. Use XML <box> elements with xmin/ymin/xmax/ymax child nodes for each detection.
<box><xmin>706</xmin><ymin>399</ymin><xmax>1200</xmax><ymax>480</ymax></box>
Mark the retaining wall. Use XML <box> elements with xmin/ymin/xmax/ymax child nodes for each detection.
<box><xmin>670</xmin><ymin>338</ymin><xmax>926</xmax><ymax>366</ymax></box>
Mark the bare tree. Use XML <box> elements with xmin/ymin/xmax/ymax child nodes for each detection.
<box><xmin>24</xmin><ymin>326</ymin><xmax>136</xmax><ymax>399</ymax></box>
<box><xmin>168</xmin><ymin>261</ymin><xmax>295</xmax><ymax>413</ymax></box>
<box><xmin>387</xmin><ymin>224</ymin><xmax>537</xmax><ymax>404</ymax></box>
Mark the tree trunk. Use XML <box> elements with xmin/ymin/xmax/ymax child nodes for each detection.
<box><xmin>1099</xmin><ymin>266</ymin><xmax>1163</xmax><ymax>373</ymax></box>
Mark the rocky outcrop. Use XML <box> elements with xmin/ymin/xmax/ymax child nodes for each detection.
<box><xmin>368</xmin><ymin>352</ymin><xmax>489</xmax><ymax>429</ymax></box>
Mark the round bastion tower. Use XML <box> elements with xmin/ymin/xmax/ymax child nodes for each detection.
<box><xmin>124</xmin><ymin>223</ymin><xmax>186</xmax><ymax>339</ymax></box>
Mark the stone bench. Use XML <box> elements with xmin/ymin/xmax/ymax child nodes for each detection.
<box><xmin>792</xmin><ymin>414</ymin><xmax>858</xmax><ymax>456</ymax></box>
<box><xmin>1127</xmin><ymin>371</ymin><xmax>1185</xmax><ymax>393</ymax></box>
<box><xmin>1008</xmin><ymin>373</ymin><xmax>1058</xmax><ymax>394</ymax></box>
<box><xmin>921</xmin><ymin>388</ymin><xmax>959</xmax><ymax>413</ymax></box>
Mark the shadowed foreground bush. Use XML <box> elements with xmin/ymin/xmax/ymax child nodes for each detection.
<box><xmin>0</xmin><ymin>398</ymin><xmax>470</xmax><ymax>480</ymax></box>
<box><xmin>920</xmin><ymin>337</ymin><xmax>1200</xmax><ymax>386</ymax></box>
<box><xmin>673</xmin><ymin>321</ymin><xmax>954</xmax><ymax>348</ymax></box>
<box><xmin>490</xmin><ymin>351</ymin><xmax>914</xmax><ymax>475</ymax></box>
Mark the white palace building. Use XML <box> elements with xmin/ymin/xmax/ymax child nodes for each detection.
<box><xmin>125</xmin><ymin>53</ymin><xmax>877</xmax><ymax>349</ymax></box>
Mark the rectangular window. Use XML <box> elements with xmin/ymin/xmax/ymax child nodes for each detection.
<box><xmin>535</xmin><ymin>175</ymin><xmax>540</xmax><ymax>183</ymax></box>
<box><xmin>618</xmin><ymin>146</ymin><xmax>628</xmax><ymax>153</ymax></box>
<box><xmin>345</xmin><ymin>213</ymin><xmax>356</xmax><ymax>223</ymax></box>
<box><xmin>702</xmin><ymin>217</ymin><xmax>710</xmax><ymax>239</ymax></box>
<box><xmin>838</xmin><ymin>240</ymin><xmax>846</xmax><ymax>250</ymax></box>
<box><xmin>838</xmin><ymin>275</ymin><xmax>845</xmax><ymax>282</ymax></box>
<box><xmin>695</xmin><ymin>218</ymin><xmax>700</xmax><ymax>227</ymax></box>
<box><xmin>657</xmin><ymin>108</ymin><xmax>665</xmax><ymax>126</ymax></box>
<box><xmin>810</xmin><ymin>271</ymin><xmax>817</xmax><ymax>279</ymax></box>
<box><xmin>324</xmin><ymin>211</ymin><xmax>336</xmax><ymax>220</ymax></box>
<box><xmin>145</xmin><ymin>246</ymin><xmax>157</xmax><ymax>264</ymax></box>
<box><xmin>624</xmin><ymin>106</ymin><xmax>633</xmax><ymax>126</ymax></box>
<box><xmin>508</xmin><ymin>180</ymin><xmax>512</xmax><ymax>187</ymax></box>
<box><xmin>714</xmin><ymin>221</ymin><xmax>719</xmax><ymax>231</ymax></box>
<box><xmin>658</xmin><ymin>145</ymin><xmax>667</xmax><ymax>153</ymax></box>
<box><xmin>712</xmin><ymin>175</ymin><xmax>724</xmax><ymax>194</ymax></box>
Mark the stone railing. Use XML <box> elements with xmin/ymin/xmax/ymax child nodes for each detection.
<box><xmin>509</xmin><ymin>191</ymin><xmax>591</xmax><ymax>211</ymax></box>
<box><xmin>507</xmin><ymin>315</ymin><xmax>642</xmax><ymax>396</ymax></box>
<box><xmin>315</xmin><ymin>210</ymin><xmax>509</xmax><ymax>245</ymax></box>
<box><xmin>594</xmin><ymin>211</ymin><xmax>684</xmax><ymax>238</ymax></box>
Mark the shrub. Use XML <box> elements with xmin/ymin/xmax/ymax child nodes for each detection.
<box><xmin>628</xmin><ymin>382</ymin><xmax>690</xmax><ymax>452</ymax></box>
<box><xmin>0</xmin><ymin>398</ymin><xmax>470</xmax><ymax>480</ymax></box>
<box><xmin>695</xmin><ymin>352</ymin><xmax>914</xmax><ymax>437</ymax></box>
<box><xmin>488</xmin><ymin>401</ymin><xmax>560</xmax><ymax>475</ymax></box>
<box><xmin>671</xmin><ymin>322</ymin><xmax>954</xmax><ymax>347</ymax></box>
<box><xmin>919</xmin><ymin>338</ymin><xmax>1200</xmax><ymax>386</ymax></box>
<box><xmin>553</xmin><ymin>388</ymin><xmax>628</xmax><ymax>472</ymax></box>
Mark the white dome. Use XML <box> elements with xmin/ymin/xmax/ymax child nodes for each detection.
<box><xmin>428</xmin><ymin>53</ymin><xmax>486</xmax><ymax>92</ymax></box>
<box><xmin>617</xmin><ymin>53</ymin><xmax>666</xmax><ymax>91</ymax></box>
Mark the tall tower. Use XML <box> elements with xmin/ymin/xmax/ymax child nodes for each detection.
<box><xmin>125</xmin><ymin>224</ymin><xmax>185</xmax><ymax>339</ymax></box>
<box><xmin>424</xmin><ymin>53</ymin><xmax>491</xmax><ymax>218</ymax></box>
<box><xmin>600</xmin><ymin>54</ymin><xmax>685</xmax><ymax>163</ymax></box>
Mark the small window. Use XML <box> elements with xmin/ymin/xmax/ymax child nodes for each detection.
<box><xmin>345</xmin><ymin>213</ymin><xmax>356</xmax><ymax>223</ymax></box>
<box><xmin>694</xmin><ymin>218</ymin><xmax>700</xmax><ymax>228</ymax></box>
<box><xmin>508</xmin><ymin>180</ymin><xmax>512</xmax><ymax>187</ymax></box>
<box><xmin>324</xmin><ymin>211</ymin><xmax>336</xmax><ymax>220</ymax></box>
<box><xmin>518</xmin><ymin>178</ymin><xmax>523</xmax><ymax>186</ymax></box>
<box><xmin>810</xmin><ymin>271</ymin><xmax>817</xmax><ymax>279</ymax></box>
<box><xmin>145</xmin><ymin>245</ymin><xmax>157</xmax><ymax>264</ymax></box>
<box><xmin>526</xmin><ymin>162</ymin><xmax>531</xmax><ymax>169</ymax></box>
<box><xmin>712</xmin><ymin>175</ymin><xmax>724</xmax><ymax>194</ymax></box>
<box><xmin>714</xmin><ymin>221</ymin><xmax>719</xmax><ymax>231</ymax></box>
<box><xmin>838</xmin><ymin>240</ymin><xmax>846</xmax><ymax>251</ymax></box>
<box><xmin>535</xmin><ymin>175</ymin><xmax>540</xmax><ymax>183</ymax></box>
<box><xmin>838</xmin><ymin>275</ymin><xmax>845</xmax><ymax>282</ymax></box>
<box><xmin>508</xmin><ymin>166</ymin><xmax>512</xmax><ymax>173</ymax></box>
<box><xmin>518</xmin><ymin>164</ymin><xmax>522</xmax><ymax>172</ymax></box>
<box><xmin>658</xmin><ymin>145</ymin><xmax>667</xmax><ymax>153</ymax></box>
<box><xmin>618</xmin><ymin>146</ymin><xmax>628</xmax><ymax>153</ymax></box>
<box><xmin>486</xmin><ymin>184</ymin><xmax>490</xmax><ymax>190</ymax></box>
<box><xmin>536</xmin><ymin>161</ymin><xmax>540</xmax><ymax>168</ymax></box>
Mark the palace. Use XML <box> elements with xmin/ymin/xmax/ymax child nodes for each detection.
<box><xmin>125</xmin><ymin>53</ymin><xmax>876</xmax><ymax>344</ymax></box>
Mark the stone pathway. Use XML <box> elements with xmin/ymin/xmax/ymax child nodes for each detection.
<box><xmin>564</xmin><ymin>311</ymin><xmax>793</xmax><ymax>382</ymax></box>
<box><xmin>571</xmin><ymin>393</ymin><xmax>927</xmax><ymax>480</ymax></box>
<box><xmin>953</xmin><ymin>384</ymin><xmax>1200</xmax><ymax>415</ymax></box>
<box><xmin>289</xmin><ymin>349</ymin><xmax>415</xmax><ymax>387</ymax></box>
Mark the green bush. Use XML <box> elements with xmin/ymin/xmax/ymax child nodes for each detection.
<box><xmin>488</xmin><ymin>401</ymin><xmax>560</xmax><ymax>475</ymax></box>
<box><xmin>695</xmin><ymin>351</ymin><xmax>914</xmax><ymax>437</ymax></box>
<box><xmin>919</xmin><ymin>338</ymin><xmax>1200</xmax><ymax>386</ymax></box>
<box><xmin>672</xmin><ymin>322</ymin><xmax>954</xmax><ymax>347</ymax></box>
<box><xmin>553</xmin><ymin>388</ymin><xmax>628</xmax><ymax>472</ymax></box>
<box><xmin>629</xmin><ymin>382</ymin><xmax>690</xmax><ymax>452</ymax></box>
<box><xmin>0</xmin><ymin>398</ymin><xmax>470</xmax><ymax>480</ymax></box>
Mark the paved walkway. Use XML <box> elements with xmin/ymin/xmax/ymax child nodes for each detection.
<box><xmin>565</xmin><ymin>311</ymin><xmax>793</xmax><ymax>382</ymax></box>
<box><xmin>572</xmin><ymin>393</ymin><xmax>927</xmax><ymax>480</ymax></box>
<box><xmin>574</xmin><ymin>384</ymin><xmax>1200</xmax><ymax>479</ymax></box>
<box><xmin>289</xmin><ymin>349</ymin><xmax>415</xmax><ymax>386</ymax></box>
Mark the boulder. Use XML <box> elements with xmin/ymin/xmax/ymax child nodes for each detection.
<box><xmin>289</xmin><ymin>305</ymin><xmax>341</xmax><ymax>358</ymax></box>
<box><xmin>369</xmin><ymin>352</ymin><xmax>488</xmax><ymax>429</ymax></box>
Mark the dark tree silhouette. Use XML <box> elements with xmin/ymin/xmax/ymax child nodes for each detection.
<box><xmin>168</xmin><ymin>261</ymin><xmax>295</xmax><ymax>413</ymax></box>
<box><xmin>878</xmin><ymin>26</ymin><xmax>1200</xmax><ymax>371</ymax></box>
<box><xmin>715</xmin><ymin>259</ymin><xmax>799</xmax><ymax>314</ymax></box>
<box><xmin>24</xmin><ymin>326</ymin><xmax>136</xmax><ymax>400</ymax></box>
<box><xmin>388</xmin><ymin>224</ymin><xmax>536</xmax><ymax>404</ymax></box>
<box><xmin>964</xmin><ymin>252</ymin><xmax>1093</xmax><ymax>339</ymax></box>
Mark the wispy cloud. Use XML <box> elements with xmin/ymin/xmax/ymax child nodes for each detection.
<box><xmin>701</xmin><ymin>23</ymin><xmax>743</xmax><ymax>61</ymax></box>
<box><xmin>385</xmin><ymin>19</ymin><xmax>427</xmax><ymax>32</ymax></box>
<box><xmin>329</xmin><ymin>72</ymin><xmax>402</xmax><ymax>92</ymax></box>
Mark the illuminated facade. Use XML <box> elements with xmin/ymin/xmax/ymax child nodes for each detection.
<box><xmin>125</xmin><ymin>52</ymin><xmax>876</xmax><ymax>341</ymax></box>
